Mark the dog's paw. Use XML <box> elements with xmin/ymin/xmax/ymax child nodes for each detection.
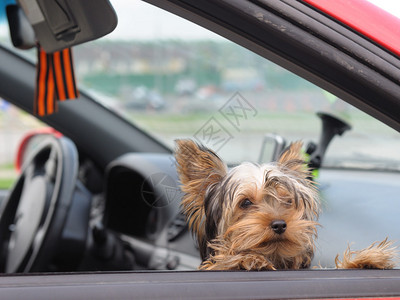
<box><xmin>335</xmin><ymin>238</ymin><xmax>398</xmax><ymax>269</ymax></box>
<box><xmin>200</xmin><ymin>253</ymin><xmax>276</xmax><ymax>271</ymax></box>
<box><xmin>238</xmin><ymin>254</ymin><xmax>277</xmax><ymax>271</ymax></box>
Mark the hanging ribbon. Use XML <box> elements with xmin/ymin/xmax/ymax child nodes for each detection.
<box><xmin>34</xmin><ymin>46</ymin><xmax>79</xmax><ymax>116</ymax></box>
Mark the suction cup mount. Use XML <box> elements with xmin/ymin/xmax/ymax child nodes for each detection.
<box><xmin>308</xmin><ymin>112</ymin><xmax>351</xmax><ymax>170</ymax></box>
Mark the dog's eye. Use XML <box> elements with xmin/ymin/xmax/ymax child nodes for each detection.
<box><xmin>240</xmin><ymin>198</ymin><xmax>253</xmax><ymax>209</ymax></box>
<box><xmin>284</xmin><ymin>198</ymin><xmax>293</xmax><ymax>206</ymax></box>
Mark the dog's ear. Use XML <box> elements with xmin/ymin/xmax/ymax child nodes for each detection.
<box><xmin>175</xmin><ymin>139</ymin><xmax>227</xmax><ymax>191</ymax></box>
<box><xmin>175</xmin><ymin>139</ymin><xmax>227</xmax><ymax>242</ymax></box>
<box><xmin>277</xmin><ymin>141</ymin><xmax>309</xmax><ymax>176</ymax></box>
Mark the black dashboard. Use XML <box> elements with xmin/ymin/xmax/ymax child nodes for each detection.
<box><xmin>104</xmin><ymin>153</ymin><xmax>201</xmax><ymax>270</ymax></box>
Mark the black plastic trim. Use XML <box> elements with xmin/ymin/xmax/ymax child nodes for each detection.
<box><xmin>0</xmin><ymin>269</ymin><xmax>399</xmax><ymax>299</ymax></box>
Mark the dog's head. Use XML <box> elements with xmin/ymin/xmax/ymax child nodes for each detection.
<box><xmin>175</xmin><ymin>139</ymin><xmax>319</xmax><ymax>269</ymax></box>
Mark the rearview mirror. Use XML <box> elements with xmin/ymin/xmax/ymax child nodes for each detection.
<box><xmin>15</xmin><ymin>0</ymin><xmax>117</xmax><ymax>52</ymax></box>
<box><xmin>6</xmin><ymin>4</ymin><xmax>36</xmax><ymax>49</ymax></box>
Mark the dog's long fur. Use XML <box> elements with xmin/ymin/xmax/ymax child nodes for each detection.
<box><xmin>175</xmin><ymin>139</ymin><xmax>397</xmax><ymax>270</ymax></box>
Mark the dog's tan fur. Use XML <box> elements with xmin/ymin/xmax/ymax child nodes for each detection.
<box><xmin>175</xmin><ymin>139</ymin><xmax>397</xmax><ymax>270</ymax></box>
<box><xmin>335</xmin><ymin>238</ymin><xmax>397</xmax><ymax>269</ymax></box>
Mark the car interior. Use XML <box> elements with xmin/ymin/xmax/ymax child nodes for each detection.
<box><xmin>0</xmin><ymin>0</ymin><xmax>399</xmax><ymax>277</ymax></box>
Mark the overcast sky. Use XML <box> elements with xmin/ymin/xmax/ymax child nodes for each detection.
<box><xmin>106</xmin><ymin>0</ymin><xmax>400</xmax><ymax>40</ymax></box>
<box><xmin>0</xmin><ymin>0</ymin><xmax>399</xmax><ymax>41</ymax></box>
<box><xmin>368</xmin><ymin>0</ymin><xmax>400</xmax><ymax>15</ymax></box>
<box><xmin>107</xmin><ymin>0</ymin><xmax>222</xmax><ymax>40</ymax></box>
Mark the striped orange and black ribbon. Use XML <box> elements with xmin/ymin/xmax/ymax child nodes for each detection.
<box><xmin>35</xmin><ymin>46</ymin><xmax>79</xmax><ymax>116</ymax></box>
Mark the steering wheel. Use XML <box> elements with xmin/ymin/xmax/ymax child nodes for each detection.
<box><xmin>0</xmin><ymin>136</ymin><xmax>78</xmax><ymax>273</ymax></box>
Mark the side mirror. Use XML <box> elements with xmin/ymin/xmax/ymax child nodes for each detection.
<box><xmin>258</xmin><ymin>134</ymin><xmax>286</xmax><ymax>163</ymax></box>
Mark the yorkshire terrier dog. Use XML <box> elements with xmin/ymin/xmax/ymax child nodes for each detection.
<box><xmin>175</xmin><ymin>139</ymin><xmax>397</xmax><ymax>270</ymax></box>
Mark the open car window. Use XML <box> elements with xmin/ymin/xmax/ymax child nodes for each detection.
<box><xmin>72</xmin><ymin>0</ymin><xmax>400</xmax><ymax>170</ymax></box>
<box><xmin>0</xmin><ymin>103</ymin><xmax>45</xmax><ymax>189</ymax></box>
<box><xmin>0</xmin><ymin>1</ymin><xmax>399</xmax><ymax>291</ymax></box>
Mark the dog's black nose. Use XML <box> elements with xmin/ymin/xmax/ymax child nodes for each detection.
<box><xmin>271</xmin><ymin>220</ymin><xmax>287</xmax><ymax>235</ymax></box>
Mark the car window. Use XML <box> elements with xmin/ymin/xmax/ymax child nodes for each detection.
<box><xmin>0</xmin><ymin>0</ymin><xmax>399</xmax><ymax>277</ymax></box>
<box><xmin>72</xmin><ymin>0</ymin><xmax>400</xmax><ymax>170</ymax></box>
<box><xmin>0</xmin><ymin>12</ymin><xmax>40</xmax><ymax>190</ymax></box>
<box><xmin>0</xmin><ymin>100</ymin><xmax>17</xmax><ymax>189</ymax></box>
<box><xmin>0</xmin><ymin>102</ymin><xmax>45</xmax><ymax>189</ymax></box>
